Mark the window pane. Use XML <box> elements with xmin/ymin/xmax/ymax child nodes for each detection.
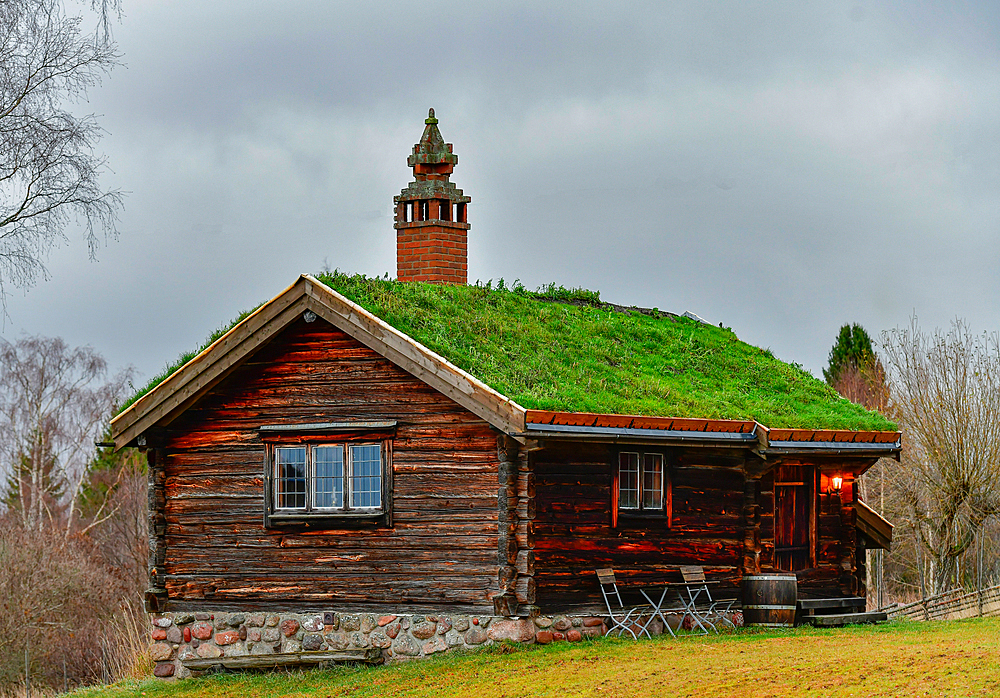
<box><xmin>643</xmin><ymin>453</ymin><xmax>663</xmax><ymax>509</ymax></box>
<box><xmin>350</xmin><ymin>444</ymin><xmax>382</xmax><ymax>509</ymax></box>
<box><xmin>618</xmin><ymin>452</ymin><xmax>639</xmax><ymax>509</ymax></box>
<box><xmin>275</xmin><ymin>447</ymin><xmax>307</xmax><ymax>510</ymax></box>
<box><xmin>314</xmin><ymin>446</ymin><xmax>344</xmax><ymax>509</ymax></box>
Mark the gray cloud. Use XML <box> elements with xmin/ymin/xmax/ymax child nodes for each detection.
<box><xmin>4</xmin><ymin>0</ymin><xmax>999</xmax><ymax>388</ymax></box>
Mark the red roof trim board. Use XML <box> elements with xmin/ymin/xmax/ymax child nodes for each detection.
<box><xmin>526</xmin><ymin>410</ymin><xmax>901</xmax><ymax>446</ymax></box>
<box><xmin>525</xmin><ymin>410</ymin><xmax>756</xmax><ymax>434</ymax></box>
<box><xmin>767</xmin><ymin>428</ymin><xmax>902</xmax><ymax>444</ymax></box>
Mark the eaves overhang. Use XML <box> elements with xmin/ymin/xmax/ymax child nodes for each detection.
<box><xmin>521</xmin><ymin>421</ymin><xmax>759</xmax><ymax>445</ymax></box>
<box><xmin>519</xmin><ymin>410</ymin><xmax>760</xmax><ymax>447</ymax></box>
<box><xmin>762</xmin><ymin>428</ymin><xmax>902</xmax><ymax>459</ymax></box>
<box><xmin>519</xmin><ymin>410</ymin><xmax>901</xmax><ymax>455</ymax></box>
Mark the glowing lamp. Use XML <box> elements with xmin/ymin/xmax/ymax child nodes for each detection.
<box><xmin>830</xmin><ymin>475</ymin><xmax>843</xmax><ymax>494</ymax></box>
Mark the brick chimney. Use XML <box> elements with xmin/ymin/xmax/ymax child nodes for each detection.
<box><xmin>394</xmin><ymin>108</ymin><xmax>470</xmax><ymax>284</ymax></box>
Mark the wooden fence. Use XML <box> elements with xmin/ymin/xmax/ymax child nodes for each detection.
<box><xmin>881</xmin><ymin>584</ymin><xmax>1000</xmax><ymax>621</ymax></box>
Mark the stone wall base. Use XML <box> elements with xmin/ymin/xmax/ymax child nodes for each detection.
<box><xmin>149</xmin><ymin>611</ymin><xmax>613</xmax><ymax>679</ymax></box>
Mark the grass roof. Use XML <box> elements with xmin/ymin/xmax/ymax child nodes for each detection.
<box><xmin>121</xmin><ymin>273</ymin><xmax>895</xmax><ymax>431</ymax></box>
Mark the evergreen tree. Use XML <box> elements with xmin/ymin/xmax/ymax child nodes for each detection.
<box><xmin>823</xmin><ymin>323</ymin><xmax>887</xmax><ymax>411</ymax></box>
<box><xmin>823</xmin><ymin>323</ymin><xmax>877</xmax><ymax>385</ymax></box>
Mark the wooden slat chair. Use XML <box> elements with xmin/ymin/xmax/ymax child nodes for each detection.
<box><xmin>679</xmin><ymin>565</ymin><xmax>737</xmax><ymax>631</ymax></box>
<box><xmin>596</xmin><ymin>568</ymin><xmax>652</xmax><ymax>640</ymax></box>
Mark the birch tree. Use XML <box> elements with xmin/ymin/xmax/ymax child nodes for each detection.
<box><xmin>0</xmin><ymin>0</ymin><xmax>123</xmax><ymax>300</ymax></box>
<box><xmin>0</xmin><ymin>335</ymin><xmax>131</xmax><ymax>534</ymax></box>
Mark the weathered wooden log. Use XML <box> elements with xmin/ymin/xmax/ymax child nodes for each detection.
<box><xmin>516</xmin><ymin>549</ymin><xmax>534</xmax><ymax>576</ymax></box>
<box><xmin>181</xmin><ymin>648</ymin><xmax>383</xmax><ymax>670</ymax></box>
<box><xmin>514</xmin><ymin>576</ymin><xmax>536</xmax><ymax>604</ymax></box>
<box><xmin>498</xmin><ymin>565</ymin><xmax>517</xmax><ymax>591</ymax></box>
<box><xmin>152</xmin><ymin>322</ymin><xmax>504</xmax><ymax>612</ymax></box>
<box><xmin>492</xmin><ymin>593</ymin><xmax>517</xmax><ymax>616</ymax></box>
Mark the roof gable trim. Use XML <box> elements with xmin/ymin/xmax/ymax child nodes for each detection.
<box><xmin>110</xmin><ymin>275</ymin><xmax>526</xmax><ymax>449</ymax></box>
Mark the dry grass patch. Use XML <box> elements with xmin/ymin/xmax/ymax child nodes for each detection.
<box><xmin>74</xmin><ymin>619</ymin><xmax>1000</xmax><ymax>698</ymax></box>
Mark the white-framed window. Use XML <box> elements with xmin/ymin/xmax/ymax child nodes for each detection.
<box><xmin>270</xmin><ymin>442</ymin><xmax>386</xmax><ymax>518</ymax></box>
<box><xmin>614</xmin><ymin>450</ymin><xmax>670</xmax><ymax>526</ymax></box>
<box><xmin>617</xmin><ymin>451</ymin><xmax>664</xmax><ymax>510</ymax></box>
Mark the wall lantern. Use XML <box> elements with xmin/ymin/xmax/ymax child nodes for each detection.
<box><xmin>830</xmin><ymin>475</ymin><xmax>843</xmax><ymax>494</ymax></box>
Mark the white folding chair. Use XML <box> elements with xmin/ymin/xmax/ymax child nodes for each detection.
<box><xmin>679</xmin><ymin>565</ymin><xmax>736</xmax><ymax>631</ymax></box>
<box><xmin>596</xmin><ymin>568</ymin><xmax>651</xmax><ymax>639</ymax></box>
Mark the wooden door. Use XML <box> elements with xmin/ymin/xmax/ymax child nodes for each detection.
<box><xmin>774</xmin><ymin>465</ymin><xmax>815</xmax><ymax>571</ymax></box>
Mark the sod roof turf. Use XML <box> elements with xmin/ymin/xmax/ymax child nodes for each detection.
<box><xmin>121</xmin><ymin>273</ymin><xmax>895</xmax><ymax>432</ymax></box>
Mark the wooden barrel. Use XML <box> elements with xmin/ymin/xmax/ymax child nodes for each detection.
<box><xmin>741</xmin><ymin>574</ymin><xmax>797</xmax><ymax>627</ymax></box>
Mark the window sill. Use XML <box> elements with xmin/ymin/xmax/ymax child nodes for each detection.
<box><xmin>266</xmin><ymin>511</ymin><xmax>389</xmax><ymax>529</ymax></box>
<box><xmin>617</xmin><ymin>510</ymin><xmax>667</xmax><ymax>518</ymax></box>
<box><xmin>616</xmin><ymin>510</ymin><xmax>671</xmax><ymax>529</ymax></box>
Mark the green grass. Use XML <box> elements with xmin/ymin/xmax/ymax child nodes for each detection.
<box><xmin>77</xmin><ymin>619</ymin><xmax>1000</xmax><ymax>698</ymax></box>
<box><xmin>119</xmin><ymin>273</ymin><xmax>894</xmax><ymax>431</ymax></box>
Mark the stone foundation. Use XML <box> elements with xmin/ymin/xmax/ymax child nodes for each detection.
<box><xmin>149</xmin><ymin>611</ymin><xmax>611</xmax><ymax>679</ymax></box>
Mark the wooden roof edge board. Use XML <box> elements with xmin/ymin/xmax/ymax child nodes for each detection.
<box><xmin>529</xmin><ymin>411</ymin><xmax>755</xmax><ymax>433</ymax></box>
<box><xmin>552</xmin><ymin>412</ymin><xmax>601</xmax><ymax>427</ymax></box>
<box><xmin>112</xmin><ymin>274</ymin><xmax>528</xmax><ymax>449</ymax></box>
<box><xmin>854</xmin><ymin>499</ymin><xmax>893</xmax><ymax>550</ymax></box>
<box><xmin>300</xmin><ymin>275</ymin><xmax>527</xmax><ymax>435</ymax></box>
<box><xmin>110</xmin><ymin>278</ymin><xmax>307</xmax><ymax>436</ymax></box>
<box><xmin>521</xmin><ymin>421</ymin><xmax>759</xmax><ymax>444</ymax></box>
<box><xmin>112</xmin><ymin>300</ymin><xmax>309</xmax><ymax>449</ymax></box>
<box><xmin>768</xmin><ymin>429</ymin><xmax>902</xmax><ymax>444</ymax></box>
<box><xmin>525</xmin><ymin>410</ymin><xmax>558</xmax><ymax>425</ymax></box>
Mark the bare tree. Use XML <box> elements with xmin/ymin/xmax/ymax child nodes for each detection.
<box><xmin>0</xmin><ymin>0</ymin><xmax>123</xmax><ymax>300</ymax></box>
<box><xmin>880</xmin><ymin>318</ymin><xmax>1000</xmax><ymax>595</ymax></box>
<box><xmin>84</xmin><ymin>446</ymin><xmax>148</xmax><ymax>595</ymax></box>
<box><xmin>0</xmin><ymin>335</ymin><xmax>131</xmax><ymax>535</ymax></box>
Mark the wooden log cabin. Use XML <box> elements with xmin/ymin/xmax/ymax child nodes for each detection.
<box><xmin>110</xmin><ymin>110</ymin><xmax>899</xmax><ymax>626</ymax></box>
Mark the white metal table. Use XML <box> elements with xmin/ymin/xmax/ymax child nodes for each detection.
<box><xmin>640</xmin><ymin>580</ymin><xmax>720</xmax><ymax>637</ymax></box>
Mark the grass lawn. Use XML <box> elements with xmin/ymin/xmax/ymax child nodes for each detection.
<box><xmin>78</xmin><ymin>618</ymin><xmax>1000</xmax><ymax>698</ymax></box>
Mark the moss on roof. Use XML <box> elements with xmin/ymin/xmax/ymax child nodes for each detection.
<box><xmin>121</xmin><ymin>272</ymin><xmax>896</xmax><ymax>431</ymax></box>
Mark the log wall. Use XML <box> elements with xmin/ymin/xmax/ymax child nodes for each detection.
<box><xmin>532</xmin><ymin>442</ymin><xmax>746</xmax><ymax>612</ymax></box>
<box><xmin>533</xmin><ymin>444</ymin><xmax>868</xmax><ymax>611</ymax></box>
<box><xmin>156</xmin><ymin>317</ymin><xmax>501</xmax><ymax>612</ymax></box>
<box><xmin>756</xmin><ymin>458</ymin><xmax>864</xmax><ymax>598</ymax></box>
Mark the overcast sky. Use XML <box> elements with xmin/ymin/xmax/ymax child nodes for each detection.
<box><xmin>3</xmin><ymin>0</ymin><xmax>998</xmax><ymax>392</ymax></box>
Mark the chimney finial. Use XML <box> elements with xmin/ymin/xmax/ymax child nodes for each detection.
<box><xmin>394</xmin><ymin>109</ymin><xmax>470</xmax><ymax>285</ymax></box>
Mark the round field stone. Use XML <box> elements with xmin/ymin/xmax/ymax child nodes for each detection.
<box><xmin>191</xmin><ymin>622</ymin><xmax>213</xmax><ymax>641</ymax></box>
<box><xmin>411</xmin><ymin>621</ymin><xmax>436</xmax><ymax>640</ymax></box>
<box><xmin>196</xmin><ymin>644</ymin><xmax>222</xmax><ymax>659</ymax></box>
<box><xmin>150</xmin><ymin>643</ymin><xmax>173</xmax><ymax>661</ymax></box>
<box><xmin>214</xmin><ymin>630</ymin><xmax>240</xmax><ymax>646</ymax></box>
<box><xmin>153</xmin><ymin>662</ymin><xmax>175</xmax><ymax>678</ymax></box>
<box><xmin>465</xmin><ymin>627</ymin><xmax>487</xmax><ymax>645</ymax></box>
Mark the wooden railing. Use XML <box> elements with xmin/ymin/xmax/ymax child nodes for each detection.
<box><xmin>880</xmin><ymin>584</ymin><xmax>1000</xmax><ymax>621</ymax></box>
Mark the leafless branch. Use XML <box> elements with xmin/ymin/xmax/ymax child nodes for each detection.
<box><xmin>880</xmin><ymin>317</ymin><xmax>1000</xmax><ymax>594</ymax></box>
<box><xmin>0</xmin><ymin>0</ymin><xmax>124</xmax><ymax>304</ymax></box>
